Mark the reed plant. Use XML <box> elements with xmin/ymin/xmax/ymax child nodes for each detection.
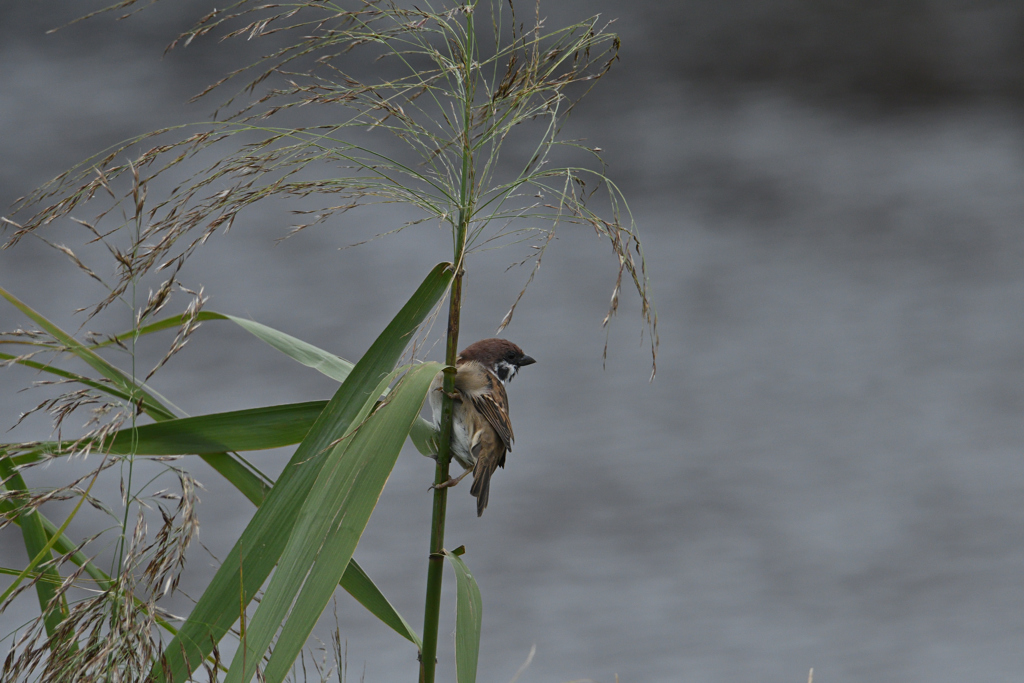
<box><xmin>0</xmin><ymin>1</ymin><xmax>656</xmax><ymax>681</ymax></box>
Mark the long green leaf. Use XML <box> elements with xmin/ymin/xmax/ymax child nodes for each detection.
<box><xmin>8</xmin><ymin>402</ymin><xmax>328</xmax><ymax>464</ymax></box>
<box><xmin>106</xmin><ymin>401</ymin><xmax>325</xmax><ymax>454</ymax></box>
<box><xmin>98</xmin><ymin>311</ymin><xmax>354</xmax><ymax>383</ymax></box>
<box><xmin>237</xmin><ymin>363</ymin><xmax>403</xmax><ymax>683</ymax></box>
<box><xmin>445</xmin><ymin>548</ymin><xmax>483</xmax><ymax>683</ymax></box>
<box><xmin>240</xmin><ymin>362</ymin><xmax>440</xmax><ymax>683</ymax></box>
<box><xmin>151</xmin><ymin>262</ymin><xmax>453</xmax><ymax>683</ymax></box>
<box><xmin>223</xmin><ymin>315</ymin><xmax>354</xmax><ymax>383</ymax></box>
<box><xmin>3</xmin><ymin>306</ymin><xmax>353</xmax><ymax>399</ymax></box>
<box><xmin>225</xmin><ymin>365</ymin><xmax>402</xmax><ymax>682</ymax></box>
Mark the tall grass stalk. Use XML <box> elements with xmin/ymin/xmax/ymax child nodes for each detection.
<box><xmin>420</xmin><ymin>6</ymin><xmax>477</xmax><ymax>680</ymax></box>
<box><xmin>2</xmin><ymin>1</ymin><xmax>656</xmax><ymax>680</ymax></box>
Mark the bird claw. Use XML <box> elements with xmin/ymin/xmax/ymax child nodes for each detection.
<box><xmin>434</xmin><ymin>387</ymin><xmax>462</xmax><ymax>402</ymax></box>
<box><xmin>428</xmin><ymin>467</ymin><xmax>473</xmax><ymax>491</ymax></box>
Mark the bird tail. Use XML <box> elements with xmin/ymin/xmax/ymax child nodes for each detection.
<box><xmin>469</xmin><ymin>461</ymin><xmax>492</xmax><ymax>517</ymax></box>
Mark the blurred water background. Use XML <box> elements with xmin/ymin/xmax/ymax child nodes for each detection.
<box><xmin>3</xmin><ymin>2</ymin><xmax>1024</xmax><ymax>681</ymax></box>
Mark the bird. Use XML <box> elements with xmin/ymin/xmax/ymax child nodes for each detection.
<box><xmin>428</xmin><ymin>338</ymin><xmax>535</xmax><ymax>516</ymax></box>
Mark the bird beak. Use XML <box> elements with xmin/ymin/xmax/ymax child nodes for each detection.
<box><xmin>519</xmin><ymin>355</ymin><xmax>536</xmax><ymax>366</ymax></box>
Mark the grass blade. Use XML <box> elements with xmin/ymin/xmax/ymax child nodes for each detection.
<box><xmin>105</xmin><ymin>401</ymin><xmax>326</xmax><ymax>455</ymax></box>
<box><xmin>223</xmin><ymin>315</ymin><xmax>354</xmax><ymax>383</ymax></box>
<box><xmin>7</xmin><ymin>402</ymin><xmax>328</xmax><ymax>465</ymax></box>
<box><xmin>97</xmin><ymin>311</ymin><xmax>354</xmax><ymax>383</ymax></box>
<box><xmin>225</xmin><ymin>364</ymin><xmax>403</xmax><ymax>683</ymax></box>
<box><xmin>445</xmin><ymin>548</ymin><xmax>483</xmax><ymax>683</ymax></box>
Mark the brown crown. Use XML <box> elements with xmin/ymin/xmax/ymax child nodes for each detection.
<box><xmin>459</xmin><ymin>338</ymin><xmax>531</xmax><ymax>365</ymax></box>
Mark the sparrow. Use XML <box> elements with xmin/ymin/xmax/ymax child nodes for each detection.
<box><xmin>428</xmin><ymin>338</ymin><xmax>536</xmax><ymax>516</ymax></box>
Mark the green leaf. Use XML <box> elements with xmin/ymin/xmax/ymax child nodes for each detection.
<box><xmin>444</xmin><ymin>549</ymin><xmax>483</xmax><ymax>683</ymax></box>
<box><xmin>127</xmin><ymin>402</ymin><xmax>323</xmax><ymax>456</ymax></box>
<box><xmin>225</xmin><ymin>365</ymin><xmax>402</xmax><ymax>683</ymax></box>
<box><xmin>222</xmin><ymin>314</ymin><xmax>354</xmax><ymax>383</ymax></box>
<box><xmin>103</xmin><ymin>401</ymin><xmax>326</xmax><ymax>454</ymax></box>
<box><xmin>236</xmin><ymin>362</ymin><xmax>441</xmax><ymax>683</ymax></box>
<box><xmin>151</xmin><ymin>262</ymin><xmax>453</xmax><ymax>683</ymax></box>
<box><xmin>3</xmin><ymin>302</ymin><xmax>353</xmax><ymax>402</ymax></box>
<box><xmin>101</xmin><ymin>311</ymin><xmax>354</xmax><ymax>383</ymax></box>
<box><xmin>8</xmin><ymin>402</ymin><xmax>329</xmax><ymax>468</ymax></box>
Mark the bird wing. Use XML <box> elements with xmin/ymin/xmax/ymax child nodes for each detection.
<box><xmin>470</xmin><ymin>372</ymin><xmax>514</xmax><ymax>452</ymax></box>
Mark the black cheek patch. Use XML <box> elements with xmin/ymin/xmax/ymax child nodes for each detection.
<box><xmin>494</xmin><ymin>360</ymin><xmax>516</xmax><ymax>382</ymax></box>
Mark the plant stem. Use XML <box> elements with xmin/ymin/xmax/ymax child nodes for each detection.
<box><xmin>420</xmin><ymin>7</ymin><xmax>478</xmax><ymax>682</ymax></box>
<box><xmin>419</xmin><ymin>270</ymin><xmax>461</xmax><ymax>683</ymax></box>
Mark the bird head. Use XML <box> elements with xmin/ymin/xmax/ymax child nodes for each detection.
<box><xmin>459</xmin><ymin>338</ymin><xmax>536</xmax><ymax>383</ymax></box>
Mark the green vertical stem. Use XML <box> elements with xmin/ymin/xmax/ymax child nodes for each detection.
<box><xmin>420</xmin><ymin>5</ymin><xmax>478</xmax><ymax>682</ymax></box>
<box><xmin>419</xmin><ymin>271</ymin><xmax>462</xmax><ymax>683</ymax></box>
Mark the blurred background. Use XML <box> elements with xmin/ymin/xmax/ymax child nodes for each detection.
<box><xmin>4</xmin><ymin>1</ymin><xmax>1024</xmax><ymax>681</ymax></box>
